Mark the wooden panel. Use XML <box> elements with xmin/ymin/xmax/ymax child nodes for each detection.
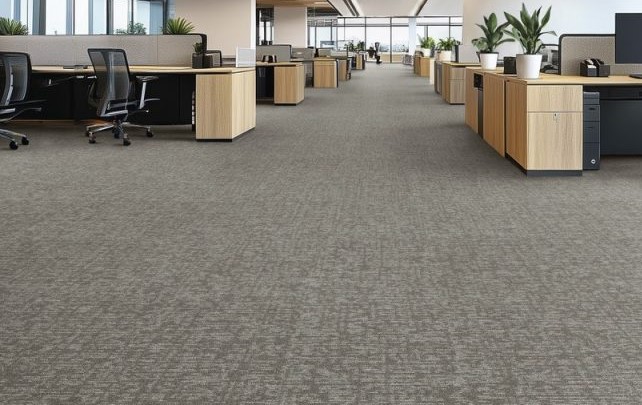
<box><xmin>527</xmin><ymin>113</ymin><xmax>583</xmax><ymax>170</ymax></box>
<box><xmin>196</xmin><ymin>70</ymin><xmax>256</xmax><ymax>140</ymax></box>
<box><xmin>526</xmin><ymin>85</ymin><xmax>583</xmax><ymax>112</ymax></box>
<box><xmin>506</xmin><ymin>81</ymin><xmax>528</xmax><ymax>167</ymax></box>
<box><xmin>414</xmin><ymin>57</ymin><xmax>430</xmax><ymax>77</ymax></box>
<box><xmin>483</xmin><ymin>74</ymin><xmax>506</xmax><ymax>156</ymax></box>
<box><xmin>338</xmin><ymin>59</ymin><xmax>349</xmax><ymax>81</ymax></box>
<box><xmin>448</xmin><ymin>80</ymin><xmax>465</xmax><ymax>104</ymax></box>
<box><xmin>313</xmin><ymin>60</ymin><xmax>338</xmax><ymax>88</ymax></box>
<box><xmin>442</xmin><ymin>63</ymin><xmax>451</xmax><ymax>101</ymax></box>
<box><xmin>464</xmin><ymin>69</ymin><xmax>478</xmax><ymax>133</ymax></box>
<box><xmin>274</xmin><ymin>65</ymin><xmax>305</xmax><ymax>105</ymax></box>
<box><xmin>450</xmin><ymin>66</ymin><xmax>466</xmax><ymax>80</ymax></box>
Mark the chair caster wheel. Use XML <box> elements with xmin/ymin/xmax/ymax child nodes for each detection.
<box><xmin>89</xmin><ymin>138</ymin><xmax>96</xmax><ymax>144</ymax></box>
<box><xmin>9</xmin><ymin>141</ymin><xmax>18</xmax><ymax>150</ymax></box>
<box><xmin>21</xmin><ymin>137</ymin><xmax>29</xmax><ymax>145</ymax></box>
<box><xmin>146</xmin><ymin>130</ymin><xmax>154</xmax><ymax>137</ymax></box>
<box><xmin>113</xmin><ymin>129</ymin><xmax>121</xmax><ymax>139</ymax></box>
<box><xmin>123</xmin><ymin>138</ymin><xmax>131</xmax><ymax>146</ymax></box>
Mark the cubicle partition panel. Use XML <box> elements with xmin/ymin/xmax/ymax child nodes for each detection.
<box><xmin>559</xmin><ymin>34</ymin><xmax>642</xmax><ymax>76</ymax></box>
<box><xmin>256</xmin><ymin>45</ymin><xmax>292</xmax><ymax>63</ymax></box>
<box><xmin>0</xmin><ymin>34</ymin><xmax>204</xmax><ymax>66</ymax></box>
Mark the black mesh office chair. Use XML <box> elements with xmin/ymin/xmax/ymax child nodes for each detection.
<box><xmin>86</xmin><ymin>48</ymin><xmax>158</xmax><ymax>146</ymax></box>
<box><xmin>0</xmin><ymin>52</ymin><xmax>42</xmax><ymax>150</ymax></box>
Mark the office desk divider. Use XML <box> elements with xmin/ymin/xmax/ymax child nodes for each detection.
<box><xmin>0</xmin><ymin>34</ymin><xmax>206</xmax><ymax>67</ymax></box>
<box><xmin>559</xmin><ymin>34</ymin><xmax>642</xmax><ymax>76</ymax></box>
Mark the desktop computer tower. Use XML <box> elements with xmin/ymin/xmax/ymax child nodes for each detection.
<box><xmin>583</xmin><ymin>92</ymin><xmax>600</xmax><ymax>170</ymax></box>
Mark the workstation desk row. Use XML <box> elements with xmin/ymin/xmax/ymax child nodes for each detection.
<box><xmin>30</xmin><ymin>61</ymin><xmax>307</xmax><ymax>141</ymax></box>
<box><xmin>465</xmin><ymin>68</ymin><xmax>642</xmax><ymax>175</ymax></box>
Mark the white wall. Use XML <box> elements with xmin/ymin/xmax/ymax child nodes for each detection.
<box><xmin>463</xmin><ymin>0</ymin><xmax>642</xmax><ymax>57</ymax></box>
<box><xmin>174</xmin><ymin>0</ymin><xmax>256</xmax><ymax>55</ymax></box>
<box><xmin>273</xmin><ymin>7</ymin><xmax>307</xmax><ymax>47</ymax></box>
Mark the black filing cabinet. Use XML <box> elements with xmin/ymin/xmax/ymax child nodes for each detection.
<box><xmin>583</xmin><ymin>92</ymin><xmax>600</xmax><ymax>170</ymax></box>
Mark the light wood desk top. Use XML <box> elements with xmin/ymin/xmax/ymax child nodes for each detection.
<box><xmin>484</xmin><ymin>72</ymin><xmax>642</xmax><ymax>86</ymax></box>
<box><xmin>32</xmin><ymin>65</ymin><xmax>254</xmax><ymax>75</ymax></box>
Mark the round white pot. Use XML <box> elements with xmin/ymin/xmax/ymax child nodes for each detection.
<box><xmin>479</xmin><ymin>52</ymin><xmax>499</xmax><ymax>70</ymax></box>
<box><xmin>421</xmin><ymin>48</ymin><xmax>432</xmax><ymax>57</ymax></box>
<box><xmin>516</xmin><ymin>54</ymin><xmax>543</xmax><ymax>79</ymax></box>
<box><xmin>439</xmin><ymin>50</ymin><xmax>452</xmax><ymax>62</ymax></box>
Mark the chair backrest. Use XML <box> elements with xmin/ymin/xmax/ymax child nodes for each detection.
<box><xmin>0</xmin><ymin>52</ymin><xmax>32</xmax><ymax>107</ymax></box>
<box><xmin>87</xmin><ymin>48</ymin><xmax>132</xmax><ymax>116</ymax></box>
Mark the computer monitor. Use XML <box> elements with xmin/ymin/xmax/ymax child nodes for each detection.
<box><xmin>615</xmin><ymin>13</ymin><xmax>642</xmax><ymax>64</ymax></box>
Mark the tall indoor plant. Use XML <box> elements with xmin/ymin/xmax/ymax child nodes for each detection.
<box><xmin>437</xmin><ymin>37</ymin><xmax>460</xmax><ymax>61</ymax></box>
<box><xmin>472</xmin><ymin>13</ymin><xmax>513</xmax><ymax>70</ymax></box>
<box><xmin>504</xmin><ymin>3</ymin><xmax>556</xmax><ymax>79</ymax></box>
<box><xmin>417</xmin><ymin>35</ymin><xmax>436</xmax><ymax>57</ymax></box>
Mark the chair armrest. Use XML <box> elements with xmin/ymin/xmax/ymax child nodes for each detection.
<box><xmin>136</xmin><ymin>75</ymin><xmax>159</xmax><ymax>83</ymax></box>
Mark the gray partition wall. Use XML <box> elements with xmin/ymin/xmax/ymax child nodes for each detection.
<box><xmin>256</xmin><ymin>45</ymin><xmax>291</xmax><ymax>62</ymax></box>
<box><xmin>559</xmin><ymin>34</ymin><xmax>642</xmax><ymax>76</ymax></box>
<box><xmin>0</xmin><ymin>34</ymin><xmax>205</xmax><ymax>66</ymax></box>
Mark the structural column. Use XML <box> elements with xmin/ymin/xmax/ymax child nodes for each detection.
<box><xmin>273</xmin><ymin>6</ymin><xmax>307</xmax><ymax>48</ymax></box>
<box><xmin>174</xmin><ymin>0</ymin><xmax>256</xmax><ymax>55</ymax></box>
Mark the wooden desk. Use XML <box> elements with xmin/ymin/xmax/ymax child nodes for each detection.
<box><xmin>439</xmin><ymin>62</ymin><xmax>480</xmax><ymax>104</ymax></box>
<box><xmin>337</xmin><ymin>59</ymin><xmax>351</xmax><ymax>81</ymax></box>
<box><xmin>414</xmin><ymin>56</ymin><xmax>432</xmax><ymax>77</ymax></box>
<box><xmin>255</xmin><ymin>62</ymin><xmax>305</xmax><ymax>105</ymax></box>
<box><xmin>32</xmin><ymin>65</ymin><xmax>256</xmax><ymax>141</ymax></box>
<box><xmin>467</xmin><ymin>72</ymin><xmax>642</xmax><ymax>175</ymax></box>
<box><xmin>313</xmin><ymin>58</ymin><xmax>338</xmax><ymax>88</ymax></box>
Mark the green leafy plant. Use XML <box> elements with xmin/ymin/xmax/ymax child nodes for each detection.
<box><xmin>356</xmin><ymin>41</ymin><xmax>365</xmax><ymax>52</ymax></box>
<box><xmin>164</xmin><ymin>17</ymin><xmax>195</xmax><ymax>34</ymax></box>
<box><xmin>417</xmin><ymin>35</ymin><xmax>436</xmax><ymax>50</ymax></box>
<box><xmin>115</xmin><ymin>21</ymin><xmax>147</xmax><ymax>35</ymax></box>
<box><xmin>193</xmin><ymin>42</ymin><xmax>204</xmax><ymax>54</ymax></box>
<box><xmin>504</xmin><ymin>3</ymin><xmax>555</xmax><ymax>54</ymax></box>
<box><xmin>472</xmin><ymin>12</ymin><xmax>513</xmax><ymax>53</ymax></box>
<box><xmin>0</xmin><ymin>17</ymin><xmax>29</xmax><ymax>35</ymax></box>
<box><xmin>437</xmin><ymin>37</ymin><xmax>460</xmax><ymax>51</ymax></box>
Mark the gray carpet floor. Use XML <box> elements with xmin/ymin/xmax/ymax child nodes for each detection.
<box><xmin>2</xmin><ymin>64</ymin><xmax>642</xmax><ymax>404</ymax></box>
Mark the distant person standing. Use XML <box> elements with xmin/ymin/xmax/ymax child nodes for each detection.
<box><xmin>374</xmin><ymin>42</ymin><xmax>382</xmax><ymax>64</ymax></box>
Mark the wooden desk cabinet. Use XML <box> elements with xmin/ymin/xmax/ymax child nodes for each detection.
<box><xmin>414</xmin><ymin>56</ymin><xmax>431</xmax><ymax>77</ymax></box>
<box><xmin>314</xmin><ymin>59</ymin><xmax>338</xmax><ymax>88</ymax></box>
<box><xmin>506</xmin><ymin>83</ymin><xmax>583</xmax><ymax>173</ymax></box>
<box><xmin>274</xmin><ymin>65</ymin><xmax>305</xmax><ymax>105</ymax></box>
<box><xmin>442</xmin><ymin>63</ymin><xmax>466</xmax><ymax>104</ymax></box>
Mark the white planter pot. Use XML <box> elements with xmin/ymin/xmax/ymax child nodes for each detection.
<box><xmin>421</xmin><ymin>48</ymin><xmax>432</xmax><ymax>57</ymax></box>
<box><xmin>479</xmin><ymin>53</ymin><xmax>499</xmax><ymax>70</ymax></box>
<box><xmin>439</xmin><ymin>50</ymin><xmax>452</xmax><ymax>62</ymax></box>
<box><xmin>516</xmin><ymin>54</ymin><xmax>543</xmax><ymax>79</ymax></box>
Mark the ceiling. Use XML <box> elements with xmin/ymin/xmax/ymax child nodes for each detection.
<box><xmin>256</xmin><ymin>0</ymin><xmax>431</xmax><ymax>16</ymax></box>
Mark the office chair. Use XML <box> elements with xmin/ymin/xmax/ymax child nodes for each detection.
<box><xmin>0</xmin><ymin>52</ymin><xmax>42</xmax><ymax>150</ymax></box>
<box><xmin>86</xmin><ymin>48</ymin><xmax>158</xmax><ymax>146</ymax></box>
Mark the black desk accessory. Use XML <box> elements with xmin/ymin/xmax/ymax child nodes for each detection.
<box><xmin>629</xmin><ymin>74</ymin><xmax>642</xmax><ymax>79</ymax></box>
<box><xmin>580</xmin><ymin>58</ymin><xmax>609</xmax><ymax>77</ymax></box>
<box><xmin>503</xmin><ymin>57</ymin><xmax>516</xmax><ymax>74</ymax></box>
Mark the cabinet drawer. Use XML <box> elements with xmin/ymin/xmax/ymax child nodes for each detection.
<box><xmin>527</xmin><ymin>112</ymin><xmax>583</xmax><ymax>170</ymax></box>
<box><xmin>527</xmin><ymin>85</ymin><xmax>583</xmax><ymax>112</ymax></box>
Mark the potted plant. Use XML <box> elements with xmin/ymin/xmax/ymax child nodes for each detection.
<box><xmin>417</xmin><ymin>35</ymin><xmax>436</xmax><ymax>57</ymax></box>
<box><xmin>472</xmin><ymin>13</ymin><xmax>513</xmax><ymax>70</ymax></box>
<box><xmin>0</xmin><ymin>17</ymin><xmax>28</xmax><ymax>35</ymax></box>
<box><xmin>436</xmin><ymin>37</ymin><xmax>460</xmax><ymax>61</ymax></box>
<box><xmin>504</xmin><ymin>3</ymin><xmax>556</xmax><ymax>79</ymax></box>
<box><xmin>192</xmin><ymin>42</ymin><xmax>209</xmax><ymax>68</ymax></box>
<box><xmin>164</xmin><ymin>17</ymin><xmax>195</xmax><ymax>34</ymax></box>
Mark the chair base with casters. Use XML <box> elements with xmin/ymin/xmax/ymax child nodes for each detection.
<box><xmin>0</xmin><ymin>105</ymin><xmax>42</xmax><ymax>150</ymax></box>
<box><xmin>85</xmin><ymin>116</ymin><xmax>154</xmax><ymax>147</ymax></box>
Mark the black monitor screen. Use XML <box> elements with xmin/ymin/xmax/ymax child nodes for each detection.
<box><xmin>616</xmin><ymin>13</ymin><xmax>642</xmax><ymax>63</ymax></box>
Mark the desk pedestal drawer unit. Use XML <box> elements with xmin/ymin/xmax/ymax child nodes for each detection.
<box><xmin>314</xmin><ymin>59</ymin><xmax>338</xmax><ymax>88</ymax></box>
<box><xmin>196</xmin><ymin>69</ymin><xmax>256</xmax><ymax>141</ymax></box>
<box><xmin>274</xmin><ymin>65</ymin><xmax>305</xmax><ymax>105</ymax></box>
<box><xmin>506</xmin><ymin>83</ymin><xmax>583</xmax><ymax>175</ymax></box>
<box><xmin>414</xmin><ymin>56</ymin><xmax>431</xmax><ymax>77</ymax></box>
